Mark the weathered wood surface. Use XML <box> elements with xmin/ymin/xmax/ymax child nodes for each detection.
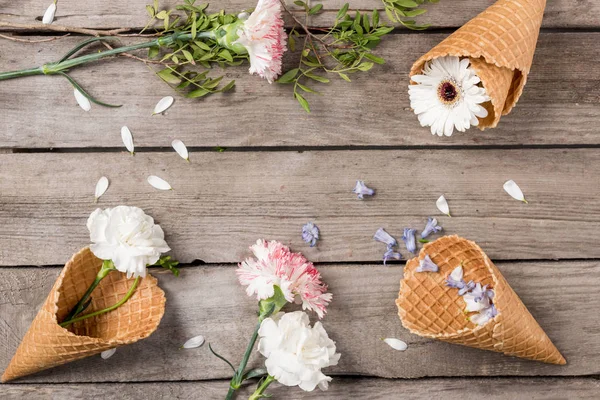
<box><xmin>0</xmin><ymin>32</ymin><xmax>599</xmax><ymax>148</ymax></box>
<box><xmin>1</xmin><ymin>149</ymin><xmax>600</xmax><ymax>265</ymax></box>
<box><xmin>1</xmin><ymin>262</ymin><xmax>598</xmax><ymax>383</ymax></box>
<box><xmin>3</xmin><ymin>377</ymin><xmax>600</xmax><ymax>399</ymax></box>
<box><xmin>1</xmin><ymin>0</ymin><xmax>598</xmax><ymax>30</ymax></box>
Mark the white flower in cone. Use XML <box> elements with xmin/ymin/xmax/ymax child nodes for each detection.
<box><xmin>409</xmin><ymin>56</ymin><xmax>490</xmax><ymax>136</ymax></box>
<box><xmin>258</xmin><ymin>311</ymin><xmax>340</xmax><ymax>392</ymax></box>
<box><xmin>233</xmin><ymin>0</ymin><xmax>287</xmax><ymax>83</ymax></box>
<box><xmin>87</xmin><ymin>206</ymin><xmax>170</xmax><ymax>278</ymax></box>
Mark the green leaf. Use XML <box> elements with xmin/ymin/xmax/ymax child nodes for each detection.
<box><xmin>277</xmin><ymin>68</ymin><xmax>300</xmax><ymax>83</ymax></box>
<box><xmin>357</xmin><ymin>62</ymin><xmax>374</xmax><ymax>71</ymax></box>
<box><xmin>395</xmin><ymin>0</ymin><xmax>419</xmax><ymax>7</ymax></box>
<box><xmin>191</xmin><ymin>12</ymin><xmax>197</xmax><ymax>38</ymax></box>
<box><xmin>338</xmin><ymin>72</ymin><xmax>351</xmax><ymax>82</ymax></box>
<box><xmin>242</xmin><ymin>368</ymin><xmax>268</xmax><ymax>381</ymax></box>
<box><xmin>297</xmin><ymin>83</ymin><xmax>318</xmax><ymax>94</ymax></box>
<box><xmin>157</xmin><ymin>68</ymin><xmax>181</xmax><ymax>85</ymax></box>
<box><xmin>148</xmin><ymin>46</ymin><xmax>159</xmax><ymax>59</ymax></box>
<box><xmin>385</xmin><ymin>7</ymin><xmax>397</xmax><ymax>23</ymax></box>
<box><xmin>182</xmin><ymin>49</ymin><xmax>195</xmax><ymax>64</ymax></box>
<box><xmin>289</xmin><ymin>34</ymin><xmax>296</xmax><ymax>52</ymax></box>
<box><xmin>336</xmin><ymin>3</ymin><xmax>349</xmax><ymax>20</ymax></box>
<box><xmin>364</xmin><ymin>53</ymin><xmax>385</xmax><ymax>64</ymax></box>
<box><xmin>203</xmin><ymin>76</ymin><xmax>223</xmax><ymax>89</ymax></box>
<box><xmin>187</xmin><ymin>88</ymin><xmax>210</xmax><ymax>98</ymax></box>
<box><xmin>219</xmin><ymin>80</ymin><xmax>236</xmax><ymax>92</ymax></box>
<box><xmin>305</xmin><ymin>73</ymin><xmax>330</xmax><ymax>83</ymax></box>
<box><xmin>219</xmin><ymin>49</ymin><xmax>233</xmax><ymax>62</ymax></box>
<box><xmin>372</xmin><ymin>10</ymin><xmax>380</xmax><ymax>27</ymax></box>
<box><xmin>293</xmin><ymin>0</ymin><xmax>308</xmax><ymax>10</ymax></box>
<box><xmin>308</xmin><ymin>4</ymin><xmax>323</xmax><ymax>15</ymax></box>
<box><xmin>295</xmin><ymin>93</ymin><xmax>310</xmax><ymax>113</ymax></box>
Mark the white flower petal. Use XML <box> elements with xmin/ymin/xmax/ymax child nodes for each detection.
<box><xmin>503</xmin><ymin>180</ymin><xmax>527</xmax><ymax>203</ymax></box>
<box><xmin>120</xmin><ymin>126</ymin><xmax>134</xmax><ymax>155</ymax></box>
<box><xmin>42</xmin><ymin>2</ymin><xmax>56</xmax><ymax>24</ymax></box>
<box><xmin>436</xmin><ymin>195</ymin><xmax>451</xmax><ymax>217</ymax></box>
<box><xmin>383</xmin><ymin>338</ymin><xmax>408</xmax><ymax>351</ymax></box>
<box><xmin>73</xmin><ymin>88</ymin><xmax>91</xmax><ymax>111</ymax></box>
<box><xmin>182</xmin><ymin>335</ymin><xmax>205</xmax><ymax>349</ymax></box>
<box><xmin>171</xmin><ymin>139</ymin><xmax>189</xmax><ymax>161</ymax></box>
<box><xmin>94</xmin><ymin>176</ymin><xmax>109</xmax><ymax>201</ymax></box>
<box><xmin>101</xmin><ymin>348</ymin><xmax>116</xmax><ymax>360</ymax></box>
<box><xmin>153</xmin><ymin>96</ymin><xmax>174</xmax><ymax>115</ymax></box>
<box><xmin>147</xmin><ymin>175</ymin><xmax>172</xmax><ymax>190</ymax></box>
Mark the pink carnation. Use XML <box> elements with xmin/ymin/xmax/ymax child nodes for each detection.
<box><xmin>237</xmin><ymin>239</ymin><xmax>332</xmax><ymax>318</ymax></box>
<box><xmin>234</xmin><ymin>0</ymin><xmax>287</xmax><ymax>83</ymax></box>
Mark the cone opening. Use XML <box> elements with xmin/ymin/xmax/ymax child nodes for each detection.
<box><xmin>397</xmin><ymin>236</ymin><xmax>500</xmax><ymax>339</ymax></box>
<box><xmin>53</xmin><ymin>248</ymin><xmax>166</xmax><ymax>343</ymax></box>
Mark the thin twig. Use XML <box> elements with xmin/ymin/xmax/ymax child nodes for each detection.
<box><xmin>0</xmin><ymin>33</ymin><xmax>70</xmax><ymax>43</ymax></box>
<box><xmin>0</xmin><ymin>21</ymin><xmax>159</xmax><ymax>37</ymax></box>
<box><xmin>278</xmin><ymin>0</ymin><xmax>329</xmax><ymax>47</ymax></box>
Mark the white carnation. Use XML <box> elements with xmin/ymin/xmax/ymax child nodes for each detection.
<box><xmin>258</xmin><ymin>311</ymin><xmax>340</xmax><ymax>392</ymax></box>
<box><xmin>87</xmin><ymin>206</ymin><xmax>170</xmax><ymax>278</ymax></box>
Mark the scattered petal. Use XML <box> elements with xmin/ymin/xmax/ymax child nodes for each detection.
<box><xmin>171</xmin><ymin>139</ymin><xmax>189</xmax><ymax>161</ymax></box>
<box><xmin>94</xmin><ymin>176</ymin><xmax>109</xmax><ymax>202</ymax></box>
<box><xmin>121</xmin><ymin>126</ymin><xmax>134</xmax><ymax>155</ymax></box>
<box><xmin>416</xmin><ymin>255</ymin><xmax>439</xmax><ymax>273</ymax></box>
<box><xmin>373</xmin><ymin>228</ymin><xmax>397</xmax><ymax>248</ymax></box>
<box><xmin>147</xmin><ymin>175</ymin><xmax>172</xmax><ymax>190</ymax></box>
<box><xmin>73</xmin><ymin>88</ymin><xmax>91</xmax><ymax>111</ymax></box>
<box><xmin>401</xmin><ymin>228</ymin><xmax>417</xmax><ymax>254</ymax></box>
<box><xmin>383</xmin><ymin>247</ymin><xmax>402</xmax><ymax>265</ymax></box>
<box><xmin>153</xmin><ymin>96</ymin><xmax>174</xmax><ymax>115</ymax></box>
<box><xmin>421</xmin><ymin>217</ymin><xmax>442</xmax><ymax>239</ymax></box>
<box><xmin>503</xmin><ymin>180</ymin><xmax>527</xmax><ymax>203</ymax></box>
<box><xmin>182</xmin><ymin>335</ymin><xmax>205</xmax><ymax>349</ymax></box>
<box><xmin>436</xmin><ymin>195</ymin><xmax>451</xmax><ymax>217</ymax></box>
<box><xmin>42</xmin><ymin>2</ymin><xmax>57</xmax><ymax>25</ymax></box>
<box><xmin>302</xmin><ymin>222</ymin><xmax>319</xmax><ymax>247</ymax></box>
<box><xmin>352</xmin><ymin>180</ymin><xmax>375</xmax><ymax>200</ymax></box>
<box><xmin>383</xmin><ymin>338</ymin><xmax>408</xmax><ymax>351</ymax></box>
<box><xmin>101</xmin><ymin>348</ymin><xmax>116</xmax><ymax>360</ymax></box>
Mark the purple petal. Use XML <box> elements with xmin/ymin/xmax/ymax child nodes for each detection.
<box><xmin>373</xmin><ymin>228</ymin><xmax>397</xmax><ymax>247</ymax></box>
<box><xmin>383</xmin><ymin>246</ymin><xmax>402</xmax><ymax>265</ymax></box>
<box><xmin>415</xmin><ymin>254</ymin><xmax>439</xmax><ymax>273</ymax></box>
<box><xmin>353</xmin><ymin>180</ymin><xmax>375</xmax><ymax>200</ymax></box>
<box><xmin>421</xmin><ymin>217</ymin><xmax>443</xmax><ymax>239</ymax></box>
<box><xmin>401</xmin><ymin>228</ymin><xmax>417</xmax><ymax>254</ymax></box>
<box><xmin>301</xmin><ymin>222</ymin><xmax>320</xmax><ymax>247</ymax></box>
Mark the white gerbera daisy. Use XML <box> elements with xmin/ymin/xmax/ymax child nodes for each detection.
<box><xmin>408</xmin><ymin>56</ymin><xmax>490</xmax><ymax>137</ymax></box>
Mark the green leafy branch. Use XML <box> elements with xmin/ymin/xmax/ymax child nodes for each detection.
<box><xmin>143</xmin><ymin>0</ymin><xmax>239</xmax><ymax>98</ymax></box>
<box><xmin>381</xmin><ymin>0</ymin><xmax>439</xmax><ymax>30</ymax></box>
<box><xmin>278</xmin><ymin>2</ymin><xmax>393</xmax><ymax>112</ymax></box>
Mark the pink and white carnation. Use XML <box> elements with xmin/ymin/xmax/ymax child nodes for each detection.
<box><xmin>237</xmin><ymin>240</ymin><xmax>332</xmax><ymax>318</ymax></box>
<box><xmin>234</xmin><ymin>0</ymin><xmax>287</xmax><ymax>83</ymax></box>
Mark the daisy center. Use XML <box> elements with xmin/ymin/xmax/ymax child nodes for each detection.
<box><xmin>438</xmin><ymin>80</ymin><xmax>460</xmax><ymax>105</ymax></box>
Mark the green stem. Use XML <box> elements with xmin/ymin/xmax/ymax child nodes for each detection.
<box><xmin>63</xmin><ymin>260</ymin><xmax>115</xmax><ymax>322</ymax></box>
<box><xmin>249</xmin><ymin>375</ymin><xmax>275</xmax><ymax>400</ymax></box>
<box><xmin>60</xmin><ymin>276</ymin><xmax>141</xmax><ymax>328</ymax></box>
<box><xmin>225</xmin><ymin>321</ymin><xmax>261</xmax><ymax>400</ymax></box>
<box><xmin>0</xmin><ymin>31</ymin><xmax>216</xmax><ymax>82</ymax></box>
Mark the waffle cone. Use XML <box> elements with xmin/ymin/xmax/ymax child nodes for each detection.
<box><xmin>410</xmin><ymin>0</ymin><xmax>546</xmax><ymax>129</ymax></box>
<box><xmin>2</xmin><ymin>248</ymin><xmax>166</xmax><ymax>382</ymax></box>
<box><xmin>396</xmin><ymin>235</ymin><xmax>565</xmax><ymax>364</ymax></box>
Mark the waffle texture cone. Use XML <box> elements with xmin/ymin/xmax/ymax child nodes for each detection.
<box><xmin>396</xmin><ymin>235</ymin><xmax>565</xmax><ymax>365</ymax></box>
<box><xmin>2</xmin><ymin>248</ymin><xmax>166</xmax><ymax>382</ymax></box>
<box><xmin>410</xmin><ymin>0</ymin><xmax>546</xmax><ymax>129</ymax></box>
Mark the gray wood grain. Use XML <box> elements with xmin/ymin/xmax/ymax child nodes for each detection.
<box><xmin>1</xmin><ymin>149</ymin><xmax>600</xmax><ymax>265</ymax></box>
<box><xmin>0</xmin><ymin>32</ymin><xmax>599</xmax><ymax>148</ymax></box>
<box><xmin>1</xmin><ymin>261</ymin><xmax>598</xmax><ymax>383</ymax></box>
<box><xmin>1</xmin><ymin>0</ymin><xmax>598</xmax><ymax>30</ymax></box>
<box><xmin>2</xmin><ymin>377</ymin><xmax>600</xmax><ymax>399</ymax></box>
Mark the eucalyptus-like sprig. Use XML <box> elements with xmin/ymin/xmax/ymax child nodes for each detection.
<box><xmin>278</xmin><ymin>2</ymin><xmax>393</xmax><ymax>112</ymax></box>
<box><xmin>382</xmin><ymin>0</ymin><xmax>440</xmax><ymax>30</ymax></box>
<box><xmin>143</xmin><ymin>0</ymin><xmax>239</xmax><ymax>98</ymax></box>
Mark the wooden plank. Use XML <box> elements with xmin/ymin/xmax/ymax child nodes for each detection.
<box><xmin>1</xmin><ymin>0</ymin><xmax>598</xmax><ymax>30</ymax></box>
<box><xmin>1</xmin><ymin>262</ymin><xmax>598</xmax><ymax>382</ymax></box>
<box><xmin>2</xmin><ymin>377</ymin><xmax>600</xmax><ymax>399</ymax></box>
<box><xmin>0</xmin><ymin>32</ymin><xmax>599</xmax><ymax>149</ymax></box>
<box><xmin>1</xmin><ymin>149</ymin><xmax>600</xmax><ymax>265</ymax></box>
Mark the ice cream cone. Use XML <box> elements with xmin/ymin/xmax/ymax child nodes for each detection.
<box><xmin>410</xmin><ymin>0</ymin><xmax>547</xmax><ymax>129</ymax></box>
<box><xmin>1</xmin><ymin>248</ymin><xmax>166</xmax><ymax>382</ymax></box>
<box><xmin>396</xmin><ymin>235</ymin><xmax>565</xmax><ymax>365</ymax></box>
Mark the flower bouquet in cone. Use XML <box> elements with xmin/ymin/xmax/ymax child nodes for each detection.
<box><xmin>408</xmin><ymin>0</ymin><xmax>547</xmax><ymax>136</ymax></box>
<box><xmin>396</xmin><ymin>235</ymin><xmax>565</xmax><ymax>364</ymax></box>
<box><xmin>2</xmin><ymin>206</ymin><xmax>179</xmax><ymax>382</ymax></box>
